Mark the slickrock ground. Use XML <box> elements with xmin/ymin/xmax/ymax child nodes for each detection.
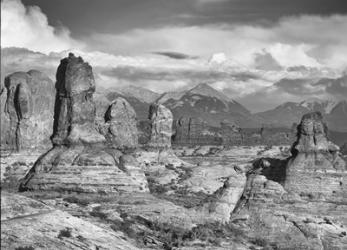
<box><xmin>1</xmin><ymin>192</ymin><xmax>140</xmax><ymax>250</ymax></box>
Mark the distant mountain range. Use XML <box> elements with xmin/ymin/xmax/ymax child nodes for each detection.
<box><xmin>97</xmin><ymin>83</ymin><xmax>347</xmax><ymax>132</ymax></box>
<box><xmin>256</xmin><ymin>99</ymin><xmax>347</xmax><ymax>132</ymax></box>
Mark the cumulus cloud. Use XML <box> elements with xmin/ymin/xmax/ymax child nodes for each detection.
<box><xmin>1</xmin><ymin>0</ymin><xmax>82</xmax><ymax>53</ymax></box>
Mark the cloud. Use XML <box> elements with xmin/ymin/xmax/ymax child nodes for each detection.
<box><xmin>1</xmin><ymin>0</ymin><xmax>346</xmax><ymax>112</ymax></box>
<box><xmin>86</xmin><ymin>14</ymin><xmax>347</xmax><ymax>71</ymax></box>
<box><xmin>315</xmin><ymin>75</ymin><xmax>347</xmax><ymax>99</ymax></box>
<box><xmin>194</xmin><ymin>0</ymin><xmax>229</xmax><ymax>6</ymax></box>
<box><xmin>153</xmin><ymin>51</ymin><xmax>197</xmax><ymax>60</ymax></box>
<box><xmin>1</xmin><ymin>0</ymin><xmax>82</xmax><ymax>53</ymax></box>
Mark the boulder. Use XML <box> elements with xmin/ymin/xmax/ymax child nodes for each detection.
<box><xmin>148</xmin><ymin>103</ymin><xmax>173</xmax><ymax>148</ymax></box>
<box><xmin>20</xmin><ymin>54</ymin><xmax>148</xmax><ymax>193</ymax></box>
<box><xmin>102</xmin><ymin>97</ymin><xmax>138</xmax><ymax>149</ymax></box>
<box><xmin>197</xmin><ymin>171</ymin><xmax>247</xmax><ymax>223</ymax></box>
<box><xmin>0</xmin><ymin>70</ymin><xmax>54</xmax><ymax>150</ymax></box>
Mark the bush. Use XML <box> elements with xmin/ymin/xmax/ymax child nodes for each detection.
<box><xmin>58</xmin><ymin>228</ymin><xmax>72</xmax><ymax>238</ymax></box>
<box><xmin>15</xmin><ymin>247</ymin><xmax>35</xmax><ymax>250</ymax></box>
<box><xmin>63</xmin><ymin>196</ymin><xmax>90</xmax><ymax>206</ymax></box>
<box><xmin>90</xmin><ymin>207</ymin><xmax>108</xmax><ymax>220</ymax></box>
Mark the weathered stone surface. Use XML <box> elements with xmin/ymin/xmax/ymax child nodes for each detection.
<box><xmin>52</xmin><ymin>53</ymin><xmax>105</xmax><ymax>146</ymax></box>
<box><xmin>20</xmin><ymin>54</ymin><xmax>148</xmax><ymax>193</ymax></box>
<box><xmin>1</xmin><ymin>192</ymin><xmax>139</xmax><ymax>250</ymax></box>
<box><xmin>231</xmin><ymin>172</ymin><xmax>347</xmax><ymax>250</ymax></box>
<box><xmin>102</xmin><ymin>97</ymin><xmax>138</xmax><ymax>149</ymax></box>
<box><xmin>0</xmin><ymin>70</ymin><xmax>55</xmax><ymax>150</ymax></box>
<box><xmin>182</xmin><ymin>165</ymin><xmax>243</xmax><ymax>194</ymax></box>
<box><xmin>197</xmin><ymin>171</ymin><xmax>247</xmax><ymax>223</ymax></box>
<box><xmin>21</xmin><ymin>146</ymin><xmax>149</xmax><ymax>193</ymax></box>
<box><xmin>284</xmin><ymin>112</ymin><xmax>346</xmax><ymax>201</ymax></box>
<box><xmin>148</xmin><ymin>103</ymin><xmax>173</xmax><ymax>148</ymax></box>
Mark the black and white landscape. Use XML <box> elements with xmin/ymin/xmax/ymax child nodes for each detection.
<box><xmin>1</xmin><ymin>0</ymin><xmax>347</xmax><ymax>249</ymax></box>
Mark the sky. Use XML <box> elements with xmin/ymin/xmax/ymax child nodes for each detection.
<box><xmin>1</xmin><ymin>0</ymin><xmax>347</xmax><ymax>112</ymax></box>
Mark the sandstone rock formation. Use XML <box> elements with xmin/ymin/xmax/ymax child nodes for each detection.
<box><xmin>52</xmin><ymin>53</ymin><xmax>105</xmax><ymax>145</ymax></box>
<box><xmin>228</xmin><ymin>112</ymin><xmax>347</xmax><ymax>249</ymax></box>
<box><xmin>148</xmin><ymin>103</ymin><xmax>173</xmax><ymax>148</ymax></box>
<box><xmin>0</xmin><ymin>70</ymin><xmax>55</xmax><ymax>150</ymax></box>
<box><xmin>101</xmin><ymin>97</ymin><xmax>138</xmax><ymax>149</ymax></box>
<box><xmin>20</xmin><ymin>54</ymin><xmax>148</xmax><ymax>193</ymax></box>
<box><xmin>285</xmin><ymin>112</ymin><xmax>346</xmax><ymax>201</ymax></box>
<box><xmin>1</xmin><ymin>192</ymin><xmax>139</xmax><ymax>250</ymax></box>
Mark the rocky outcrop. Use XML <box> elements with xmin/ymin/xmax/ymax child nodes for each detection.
<box><xmin>171</xmin><ymin>118</ymin><xmax>294</xmax><ymax>147</ymax></box>
<box><xmin>172</xmin><ymin>117</ymin><xmax>221</xmax><ymax>145</ymax></box>
<box><xmin>1</xmin><ymin>192</ymin><xmax>139</xmax><ymax>249</ymax></box>
<box><xmin>284</xmin><ymin>112</ymin><xmax>346</xmax><ymax>201</ymax></box>
<box><xmin>0</xmin><ymin>70</ymin><xmax>55</xmax><ymax>151</ymax></box>
<box><xmin>197</xmin><ymin>171</ymin><xmax>246</xmax><ymax>223</ymax></box>
<box><xmin>228</xmin><ymin>112</ymin><xmax>347</xmax><ymax>249</ymax></box>
<box><xmin>101</xmin><ymin>97</ymin><xmax>138</xmax><ymax>149</ymax></box>
<box><xmin>52</xmin><ymin>53</ymin><xmax>105</xmax><ymax>145</ymax></box>
<box><xmin>20</xmin><ymin>54</ymin><xmax>148</xmax><ymax>193</ymax></box>
<box><xmin>148</xmin><ymin>104</ymin><xmax>173</xmax><ymax>148</ymax></box>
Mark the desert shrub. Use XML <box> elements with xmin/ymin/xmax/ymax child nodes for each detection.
<box><xmin>110</xmin><ymin>219</ymin><xmax>138</xmax><ymax>239</ymax></box>
<box><xmin>15</xmin><ymin>246</ymin><xmax>35</xmax><ymax>250</ymax></box>
<box><xmin>63</xmin><ymin>196</ymin><xmax>90</xmax><ymax>206</ymax></box>
<box><xmin>58</xmin><ymin>228</ymin><xmax>72</xmax><ymax>238</ymax></box>
<box><xmin>90</xmin><ymin>207</ymin><xmax>108</xmax><ymax>220</ymax></box>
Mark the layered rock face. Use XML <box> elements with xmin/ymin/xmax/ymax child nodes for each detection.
<box><xmin>172</xmin><ymin>117</ymin><xmax>221</xmax><ymax>145</ymax></box>
<box><xmin>20</xmin><ymin>54</ymin><xmax>148</xmax><ymax>193</ymax></box>
<box><xmin>284</xmin><ymin>112</ymin><xmax>346</xmax><ymax>201</ymax></box>
<box><xmin>101</xmin><ymin>97</ymin><xmax>138</xmax><ymax>149</ymax></box>
<box><xmin>171</xmin><ymin>118</ymin><xmax>294</xmax><ymax>147</ymax></box>
<box><xmin>148</xmin><ymin>103</ymin><xmax>173</xmax><ymax>148</ymax></box>
<box><xmin>0</xmin><ymin>70</ymin><xmax>54</xmax><ymax>150</ymax></box>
